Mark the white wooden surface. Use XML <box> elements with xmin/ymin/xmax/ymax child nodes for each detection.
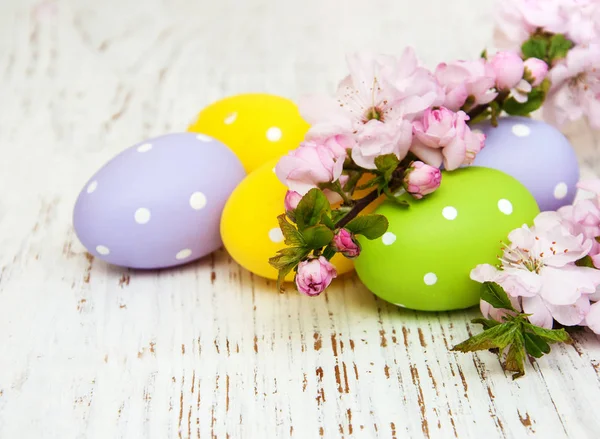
<box><xmin>1</xmin><ymin>0</ymin><xmax>600</xmax><ymax>438</ymax></box>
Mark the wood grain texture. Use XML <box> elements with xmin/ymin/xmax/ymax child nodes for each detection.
<box><xmin>1</xmin><ymin>0</ymin><xmax>600</xmax><ymax>437</ymax></box>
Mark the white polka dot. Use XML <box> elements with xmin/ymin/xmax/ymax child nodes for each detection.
<box><xmin>224</xmin><ymin>112</ymin><xmax>237</xmax><ymax>124</ymax></box>
<box><xmin>272</xmin><ymin>167</ymin><xmax>276</xmax><ymax>173</ymax></box>
<box><xmin>424</xmin><ymin>272</ymin><xmax>438</xmax><ymax>286</ymax></box>
<box><xmin>269</xmin><ymin>228</ymin><xmax>284</xmax><ymax>243</ymax></box>
<box><xmin>554</xmin><ymin>182</ymin><xmax>568</xmax><ymax>200</ymax></box>
<box><xmin>134</xmin><ymin>208</ymin><xmax>151</xmax><ymax>224</ymax></box>
<box><xmin>196</xmin><ymin>134</ymin><xmax>212</xmax><ymax>142</ymax></box>
<box><xmin>137</xmin><ymin>143</ymin><xmax>152</xmax><ymax>153</ymax></box>
<box><xmin>176</xmin><ymin>249</ymin><xmax>192</xmax><ymax>260</ymax></box>
<box><xmin>497</xmin><ymin>199</ymin><xmax>513</xmax><ymax>215</ymax></box>
<box><xmin>96</xmin><ymin>245</ymin><xmax>110</xmax><ymax>255</ymax></box>
<box><xmin>442</xmin><ymin>206</ymin><xmax>458</xmax><ymax>220</ymax></box>
<box><xmin>189</xmin><ymin>192</ymin><xmax>207</xmax><ymax>210</ymax></box>
<box><xmin>382</xmin><ymin>232</ymin><xmax>397</xmax><ymax>245</ymax></box>
<box><xmin>266</xmin><ymin>127</ymin><xmax>282</xmax><ymax>142</ymax></box>
<box><xmin>86</xmin><ymin>181</ymin><xmax>98</xmax><ymax>194</ymax></box>
<box><xmin>512</xmin><ymin>123</ymin><xmax>531</xmax><ymax>137</ymax></box>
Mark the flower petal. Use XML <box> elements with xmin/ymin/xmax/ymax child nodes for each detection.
<box><xmin>522</xmin><ymin>296</ymin><xmax>554</xmax><ymax>329</ymax></box>
<box><xmin>546</xmin><ymin>296</ymin><xmax>590</xmax><ymax>327</ymax></box>
<box><xmin>585</xmin><ymin>301</ymin><xmax>600</xmax><ymax>334</ymax></box>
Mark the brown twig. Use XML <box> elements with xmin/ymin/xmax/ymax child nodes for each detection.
<box><xmin>334</xmin><ymin>189</ymin><xmax>381</xmax><ymax>229</ymax></box>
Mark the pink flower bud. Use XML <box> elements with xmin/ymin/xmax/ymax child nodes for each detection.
<box><xmin>284</xmin><ymin>190</ymin><xmax>302</xmax><ymax>211</ymax></box>
<box><xmin>412</xmin><ymin>107</ymin><xmax>457</xmax><ymax>148</ymax></box>
<box><xmin>332</xmin><ymin>229</ymin><xmax>361</xmax><ymax>259</ymax></box>
<box><xmin>403</xmin><ymin>161</ymin><xmax>442</xmax><ymax>200</ymax></box>
<box><xmin>295</xmin><ymin>256</ymin><xmax>337</xmax><ymax>297</ymax></box>
<box><xmin>523</xmin><ymin>58</ymin><xmax>548</xmax><ymax>87</ymax></box>
<box><xmin>489</xmin><ymin>51</ymin><xmax>525</xmax><ymax>90</ymax></box>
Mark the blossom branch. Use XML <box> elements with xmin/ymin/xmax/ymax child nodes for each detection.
<box><xmin>334</xmin><ymin>189</ymin><xmax>381</xmax><ymax>229</ymax></box>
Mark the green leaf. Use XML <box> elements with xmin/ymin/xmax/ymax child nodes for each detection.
<box><xmin>503</xmin><ymin>88</ymin><xmax>545</xmax><ymax>116</ymax></box>
<box><xmin>322</xmin><ymin>245</ymin><xmax>336</xmax><ymax>260</ymax></box>
<box><xmin>268</xmin><ymin>247</ymin><xmax>309</xmax><ymax>270</ymax></box>
<box><xmin>523</xmin><ymin>332</ymin><xmax>551</xmax><ymax>358</ymax></box>
<box><xmin>521</xmin><ymin>37</ymin><xmax>549</xmax><ymax>61</ymax></box>
<box><xmin>321</xmin><ymin>214</ymin><xmax>336</xmax><ymax>230</ymax></box>
<box><xmin>480</xmin><ymin>49</ymin><xmax>488</xmax><ymax>60</ymax></box>
<box><xmin>548</xmin><ymin>34</ymin><xmax>573</xmax><ymax>62</ymax></box>
<box><xmin>504</xmin><ymin>331</ymin><xmax>526</xmax><ymax>379</ymax></box>
<box><xmin>301</xmin><ymin>225</ymin><xmax>334</xmax><ymax>250</ymax></box>
<box><xmin>344</xmin><ymin>214</ymin><xmax>389</xmax><ymax>240</ymax></box>
<box><xmin>277</xmin><ymin>214</ymin><xmax>304</xmax><ymax>246</ymax></box>
<box><xmin>451</xmin><ymin>322</ymin><xmax>519</xmax><ymax>353</ymax></box>
<box><xmin>576</xmin><ymin>255</ymin><xmax>596</xmax><ymax>268</ymax></box>
<box><xmin>382</xmin><ymin>186</ymin><xmax>411</xmax><ymax>207</ymax></box>
<box><xmin>295</xmin><ymin>188</ymin><xmax>331</xmax><ymax>231</ymax></box>
<box><xmin>374</xmin><ymin>154</ymin><xmax>400</xmax><ymax>183</ymax></box>
<box><xmin>330</xmin><ymin>208</ymin><xmax>350</xmax><ymax>225</ymax></box>
<box><xmin>471</xmin><ymin>317</ymin><xmax>502</xmax><ymax>330</ymax></box>
<box><xmin>357</xmin><ymin>176</ymin><xmax>382</xmax><ymax>190</ymax></box>
<box><xmin>523</xmin><ymin>323</ymin><xmax>572</xmax><ymax>344</ymax></box>
<box><xmin>276</xmin><ymin>263</ymin><xmax>297</xmax><ymax>292</ymax></box>
<box><xmin>343</xmin><ymin>171</ymin><xmax>363</xmax><ymax>194</ymax></box>
<box><xmin>480</xmin><ymin>282</ymin><xmax>518</xmax><ymax>312</ymax></box>
<box><xmin>269</xmin><ymin>247</ymin><xmax>311</xmax><ymax>292</ymax></box>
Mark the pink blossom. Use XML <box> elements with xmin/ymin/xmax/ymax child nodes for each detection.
<box><xmin>299</xmin><ymin>48</ymin><xmax>443</xmax><ymax>169</ymax></box>
<box><xmin>565</xmin><ymin>1</ymin><xmax>600</xmax><ymax>45</ymax></box>
<box><xmin>495</xmin><ymin>0</ymin><xmax>600</xmax><ymax>49</ymax></box>
<box><xmin>556</xmin><ymin>180</ymin><xmax>600</xmax><ymax>268</ymax></box>
<box><xmin>352</xmin><ymin>119</ymin><xmax>413</xmax><ymax>169</ymax></box>
<box><xmin>470</xmin><ymin>212</ymin><xmax>600</xmax><ymax>328</ymax></box>
<box><xmin>524</xmin><ymin>58</ymin><xmax>549</xmax><ymax>87</ymax></box>
<box><xmin>411</xmin><ymin>110</ymin><xmax>485</xmax><ymax>170</ymax></box>
<box><xmin>332</xmin><ymin>229</ymin><xmax>361</xmax><ymax>259</ymax></box>
<box><xmin>585</xmin><ymin>301</ymin><xmax>600</xmax><ymax>334</ymax></box>
<box><xmin>296</xmin><ymin>256</ymin><xmax>337</xmax><ymax>297</ymax></box>
<box><xmin>489</xmin><ymin>51</ymin><xmax>525</xmax><ymax>90</ymax></box>
<box><xmin>435</xmin><ymin>59</ymin><xmax>498</xmax><ymax>112</ymax></box>
<box><xmin>284</xmin><ymin>190</ymin><xmax>302</xmax><ymax>212</ymax></box>
<box><xmin>543</xmin><ymin>44</ymin><xmax>600</xmax><ymax>130</ymax></box>
<box><xmin>276</xmin><ymin>140</ymin><xmax>344</xmax><ymax>195</ymax></box>
<box><xmin>577</xmin><ymin>179</ymin><xmax>600</xmax><ymax>197</ymax></box>
<box><xmin>402</xmin><ymin>161</ymin><xmax>441</xmax><ymax>199</ymax></box>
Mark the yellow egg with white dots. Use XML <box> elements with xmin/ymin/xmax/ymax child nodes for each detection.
<box><xmin>188</xmin><ymin>94</ymin><xmax>310</xmax><ymax>173</ymax></box>
<box><xmin>220</xmin><ymin>159</ymin><xmax>354</xmax><ymax>282</ymax></box>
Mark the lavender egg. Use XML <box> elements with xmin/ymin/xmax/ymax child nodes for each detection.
<box><xmin>73</xmin><ymin>133</ymin><xmax>246</xmax><ymax>269</ymax></box>
<box><xmin>471</xmin><ymin>116</ymin><xmax>579</xmax><ymax>212</ymax></box>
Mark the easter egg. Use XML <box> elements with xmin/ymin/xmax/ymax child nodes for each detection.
<box><xmin>221</xmin><ymin>159</ymin><xmax>353</xmax><ymax>282</ymax></box>
<box><xmin>472</xmin><ymin>116</ymin><xmax>579</xmax><ymax>212</ymax></box>
<box><xmin>354</xmin><ymin>167</ymin><xmax>540</xmax><ymax>311</ymax></box>
<box><xmin>73</xmin><ymin>133</ymin><xmax>246</xmax><ymax>269</ymax></box>
<box><xmin>188</xmin><ymin>94</ymin><xmax>310</xmax><ymax>173</ymax></box>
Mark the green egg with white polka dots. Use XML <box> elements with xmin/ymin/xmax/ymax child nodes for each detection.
<box><xmin>354</xmin><ymin>167</ymin><xmax>540</xmax><ymax>311</ymax></box>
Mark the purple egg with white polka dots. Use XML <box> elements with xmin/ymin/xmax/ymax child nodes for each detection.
<box><xmin>471</xmin><ymin>116</ymin><xmax>579</xmax><ymax>212</ymax></box>
<box><xmin>73</xmin><ymin>133</ymin><xmax>246</xmax><ymax>269</ymax></box>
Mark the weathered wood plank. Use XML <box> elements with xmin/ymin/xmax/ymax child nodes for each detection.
<box><xmin>1</xmin><ymin>0</ymin><xmax>600</xmax><ymax>438</ymax></box>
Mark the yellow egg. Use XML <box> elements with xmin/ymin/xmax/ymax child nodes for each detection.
<box><xmin>221</xmin><ymin>159</ymin><xmax>354</xmax><ymax>282</ymax></box>
<box><xmin>188</xmin><ymin>94</ymin><xmax>310</xmax><ymax>173</ymax></box>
